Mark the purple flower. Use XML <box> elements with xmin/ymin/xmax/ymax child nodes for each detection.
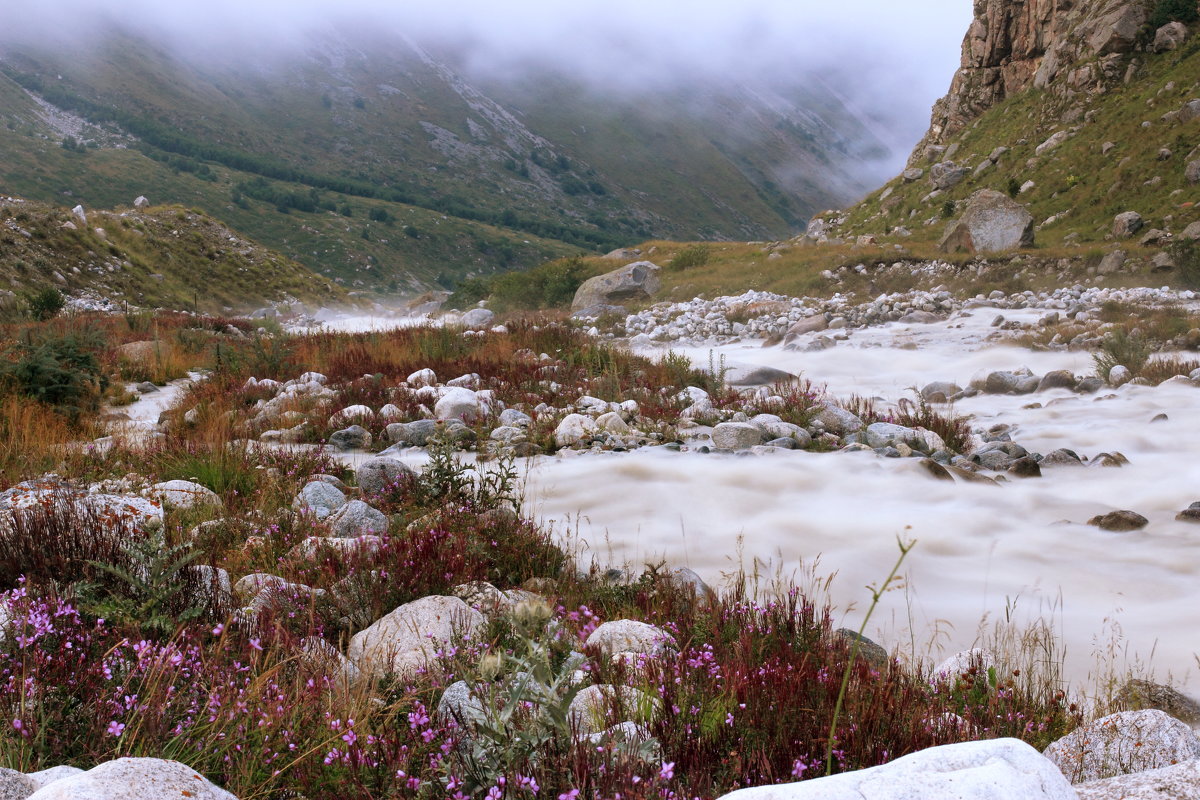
<box><xmin>659</xmin><ymin>762</ymin><xmax>675</xmax><ymax>781</ymax></box>
<box><xmin>106</xmin><ymin>721</ymin><xmax>125</xmax><ymax>737</ymax></box>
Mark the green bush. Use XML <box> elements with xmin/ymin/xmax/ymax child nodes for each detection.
<box><xmin>0</xmin><ymin>330</ymin><xmax>108</xmax><ymax>419</ymax></box>
<box><xmin>478</xmin><ymin>257</ymin><xmax>596</xmax><ymax>313</ymax></box>
<box><xmin>1172</xmin><ymin>238</ymin><xmax>1200</xmax><ymax>290</ymax></box>
<box><xmin>1149</xmin><ymin>0</ymin><xmax>1199</xmax><ymax>29</ymax></box>
<box><xmin>669</xmin><ymin>244</ymin><xmax>712</xmax><ymax>270</ymax></box>
<box><xmin>25</xmin><ymin>287</ymin><xmax>65</xmax><ymax>321</ymax></box>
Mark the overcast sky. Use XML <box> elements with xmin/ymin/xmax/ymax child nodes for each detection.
<box><xmin>5</xmin><ymin>1</ymin><xmax>972</xmax><ymax>161</ymax></box>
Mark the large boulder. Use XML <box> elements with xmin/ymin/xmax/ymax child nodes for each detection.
<box><xmin>327</xmin><ymin>500</ymin><xmax>388</xmax><ymax>538</ymax></box>
<box><xmin>1187</xmin><ymin>160</ymin><xmax>1200</xmax><ymax>186</ymax></box>
<box><xmin>1154</xmin><ymin>21</ymin><xmax>1191</xmax><ymax>53</ymax></box>
<box><xmin>1112</xmin><ymin>212</ymin><xmax>1144</xmax><ymax>239</ymax></box>
<box><xmin>149</xmin><ymin>479</ymin><xmax>223</xmax><ymax>512</ymax></box>
<box><xmin>1043</xmin><ymin>709</ymin><xmax>1200</xmax><ymax>783</ymax></box>
<box><xmin>571</xmin><ymin>261</ymin><xmax>660</xmax><ymax>311</ymax></box>
<box><xmin>1076</xmin><ymin>759</ymin><xmax>1200</xmax><ymax>799</ymax></box>
<box><xmin>356</xmin><ymin>457</ymin><xmax>412</xmax><ymax>496</ymax></box>
<box><xmin>554</xmin><ymin>414</ymin><xmax>599</xmax><ymax>448</ymax></box>
<box><xmin>434</xmin><ymin>387</ymin><xmax>480</xmax><ymax>422</ymax></box>
<box><xmin>460</xmin><ymin>308</ymin><xmax>495</xmax><ymax>329</ymax></box>
<box><xmin>585</xmin><ymin>619</ymin><xmax>677</xmax><ymax>656</ymax></box>
<box><xmin>930</xmin><ymin>161</ymin><xmax>969</xmax><ymax>190</ymax></box>
<box><xmin>348</xmin><ymin>595</ymin><xmax>485</xmax><ymax>680</ymax></box>
<box><xmin>292</xmin><ymin>480</ymin><xmax>347</xmax><ymax>519</ymax></box>
<box><xmin>713</xmin><ymin>738</ymin><xmax>1076</xmax><ymax>800</ymax></box>
<box><xmin>938</xmin><ymin>190</ymin><xmax>1034</xmax><ymax>253</ymax></box>
<box><xmin>711</xmin><ymin>422</ymin><xmax>765</xmax><ymax>451</ymax></box>
<box><xmin>25</xmin><ymin>757</ymin><xmax>237</xmax><ymax>799</ymax></box>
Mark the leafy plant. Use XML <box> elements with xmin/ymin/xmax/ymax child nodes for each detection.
<box><xmin>24</xmin><ymin>287</ymin><xmax>65</xmax><ymax>321</ymax></box>
<box><xmin>669</xmin><ymin>245</ymin><xmax>711</xmax><ymax>270</ymax></box>
<box><xmin>0</xmin><ymin>330</ymin><xmax>108</xmax><ymax>419</ymax></box>
<box><xmin>1148</xmin><ymin>0</ymin><xmax>1199</xmax><ymax>29</ymax></box>
<box><xmin>1093</xmin><ymin>328</ymin><xmax>1152</xmax><ymax>379</ymax></box>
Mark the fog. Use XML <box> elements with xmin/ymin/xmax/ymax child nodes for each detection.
<box><xmin>5</xmin><ymin>1</ymin><xmax>971</xmax><ymax>167</ymax></box>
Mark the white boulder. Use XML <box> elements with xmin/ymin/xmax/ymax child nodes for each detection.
<box><xmin>26</xmin><ymin>757</ymin><xmax>237</xmax><ymax>799</ymax></box>
<box><xmin>348</xmin><ymin>595</ymin><xmax>485</xmax><ymax>680</ymax></box>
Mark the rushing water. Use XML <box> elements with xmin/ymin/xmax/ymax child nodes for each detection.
<box><xmin>522</xmin><ymin>309</ymin><xmax>1200</xmax><ymax>689</ymax></box>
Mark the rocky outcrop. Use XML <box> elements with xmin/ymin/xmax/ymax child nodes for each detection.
<box><xmin>912</xmin><ymin>0</ymin><xmax>1153</xmax><ymax>160</ymax></box>
<box><xmin>571</xmin><ymin>261</ymin><xmax>661</xmax><ymax>311</ymax></box>
<box><xmin>938</xmin><ymin>189</ymin><xmax>1035</xmax><ymax>253</ymax></box>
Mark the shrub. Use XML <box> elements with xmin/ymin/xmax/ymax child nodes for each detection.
<box><xmin>1173</xmin><ymin>238</ymin><xmax>1200</xmax><ymax>290</ymax></box>
<box><xmin>24</xmin><ymin>287</ymin><xmax>65</xmax><ymax>321</ymax></box>
<box><xmin>0</xmin><ymin>330</ymin><xmax>108</xmax><ymax>419</ymax></box>
<box><xmin>1093</xmin><ymin>328</ymin><xmax>1152</xmax><ymax>379</ymax></box>
<box><xmin>668</xmin><ymin>244</ymin><xmax>712</xmax><ymax>270</ymax></box>
<box><xmin>1148</xmin><ymin>0</ymin><xmax>1199</xmax><ymax>29</ymax></box>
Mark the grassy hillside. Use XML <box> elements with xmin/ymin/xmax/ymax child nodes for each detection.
<box><xmin>0</xmin><ymin>197</ymin><xmax>350</xmax><ymax>313</ymax></box>
<box><xmin>837</xmin><ymin>35</ymin><xmax>1200</xmax><ymax>247</ymax></box>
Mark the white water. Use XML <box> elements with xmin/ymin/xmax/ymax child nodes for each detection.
<box><xmin>520</xmin><ymin>310</ymin><xmax>1200</xmax><ymax>690</ymax></box>
<box><xmin>269</xmin><ymin>305</ymin><xmax>1200</xmax><ymax>689</ymax></box>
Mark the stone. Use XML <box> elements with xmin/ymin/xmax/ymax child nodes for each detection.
<box><xmin>1041</xmin><ymin>448</ymin><xmax>1085</xmax><ymax>467</ymax></box>
<box><xmin>1088</xmin><ymin>510</ymin><xmax>1148</xmax><ymax>532</ymax></box>
<box><xmin>984</xmin><ymin>371</ymin><xmax>1021</xmax><ymax>394</ymax></box>
<box><xmin>1113</xmin><ymin>212</ymin><xmax>1144</xmax><ymax>238</ymax></box>
<box><xmin>585</xmin><ymin>619</ymin><xmax>676</xmax><ymax>656</ymax></box>
<box><xmin>932</xmin><ymin>649</ymin><xmax>995</xmax><ymax>682</ymax></box>
<box><xmin>297</xmin><ymin>636</ymin><xmax>361</xmax><ymax>686</ymax></box>
<box><xmin>713</xmin><ymin>738</ymin><xmax>1076</xmax><ymax>800</ymax></box>
<box><xmin>1182</xmin><ymin>221</ymin><xmax>1200</xmax><ymax>240</ymax></box>
<box><xmin>0</xmin><ymin>767</ymin><xmax>35</xmax><ymax>798</ymax></box>
<box><xmin>1097</xmin><ymin>251</ymin><xmax>1126</xmax><ymax>275</ymax></box>
<box><xmin>1037</xmin><ymin>371</ymin><xmax>1077</xmax><ymax>392</ymax></box>
<box><xmin>25</xmin><ymin>757</ymin><xmax>237</xmax><ymax>799</ymax></box>
<box><xmin>406</xmin><ymin>368</ymin><xmax>436</xmax><ymax>387</ymax></box>
<box><xmin>864</xmin><ymin>422</ymin><xmax>919</xmax><ymax>450</ymax></box>
<box><xmin>0</xmin><ymin>484</ymin><xmax>163</xmax><ymax>535</ymax></box>
<box><xmin>595</xmin><ymin>411</ymin><xmax>630</xmax><ymax>434</ymax></box>
<box><xmin>1153</xmin><ymin>22</ymin><xmax>1190</xmax><ymax>53</ymax></box>
<box><xmin>387</xmin><ymin>419</ymin><xmax>439</xmax><ymax>446</ymax></box>
<box><xmin>437</xmin><ymin>680</ymin><xmax>486</xmax><ymax>729</ymax></box>
<box><xmin>26</xmin><ymin>766</ymin><xmax>84</xmax><ymax>790</ymax></box>
<box><xmin>348</xmin><ymin>595</ymin><xmax>485</xmax><ymax>680</ymax></box>
<box><xmin>329</xmin><ymin>425</ymin><xmax>372</xmax><ymax>450</ymax></box>
<box><xmin>666</xmin><ymin>567</ymin><xmax>716</xmax><ymax>603</ymax></box>
<box><xmin>132</xmin><ymin>196</ymin><xmax>149</xmax><ymax>209</ymax></box>
<box><xmin>815</xmin><ymin>404</ymin><xmax>863</xmax><ymax>435</ymax></box>
<box><xmin>70</xmin><ymin>205</ymin><xmax>86</xmax><ymax>225</ymax></box>
<box><xmin>571</xmin><ymin>261</ymin><xmax>661</xmax><ymax>311</ymax></box>
<box><xmin>149</xmin><ymin>479</ymin><xmax>222</xmax><ymax>512</ymax></box>
<box><xmin>1035</xmin><ymin>130</ymin><xmax>1070</xmax><ymax>155</ymax></box>
<box><xmin>328</xmin><ymin>500</ymin><xmax>388</xmax><ymax>538</ymax></box>
<box><xmin>902</xmin><ymin>167</ymin><xmax>925</xmax><ymax>182</ymax></box>
<box><xmin>292</xmin><ymin>481</ymin><xmax>347</xmax><ymax>519</ymax></box>
<box><xmin>460</xmin><ymin>308</ymin><xmax>495</xmax><ymax>329</ymax></box>
<box><xmin>920</xmin><ymin>381</ymin><xmax>962</xmax><ymax>403</ymax></box>
<box><xmin>835</xmin><ymin>628</ymin><xmax>889</xmax><ymax>669</ymax></box>
<box><xmin>930</xmin><ymin>161</ymin><xmax>969</xmax><ymax>190</ymax></box>
<box><xmin>1008</xmin><ymin>456</ymin><xmax>1042</xmax><ymax>478</ymax></box>
<box><xmin>1108</xmin><ymin>365</ymin><xmax>1132</xmax><ymax>386</ymax></box>
<box><xmin>356</xmin><ymin>457</ymin><xmax>412</xmax><ymax>496</ymax></box>
<box><xmin>711</xmin><ymin>422</ymin><xmax>764</xmax><ymax>451</ymax></box>
<box><xmin>1076</xmin><ymin>759</ymin><xmax>1200</xmax><ymax>799</ymax></box>
<box><xmin>568</xmin><ymin>685</ymin><xmax>658</xmax><ymax>735</ymax></box>
<box><xmin>554</xmin><ymin>414</ymin><xmax>599</xmax><ymax>448</ymax></box>
<box><xmin>1187</xmin><ymin>160</ymin><xmax>1200</xmax><ymax>186</ymax></box>
<box><xmin>938</xmin><ymin>190</ymin><xmax>1034</xmax><ymax>253</ymax></box>
<box><xmin>782</xmin><ymin>315</ymin><xmax>828</xmax><ymax>345</ymax></box>
<box><xmin>1044</xmin><ymin>709</ymin><xmax>1200</xmax><ymax>783</ymax></box>
<box><xmin>499</xmin><ymin>408</ymin><xmax>533</xmax><ymax>428</ymax></box>
<box><xmin>1118</xmin><ymin>679</ymin><xmax>1200</xmax><ymax>726</ymax></box>
<box><xmin>434</xmin><ymin>387</ymin><xmax>480</xmax><ymax>422</ymax></box>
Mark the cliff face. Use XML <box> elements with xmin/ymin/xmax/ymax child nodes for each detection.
<box><xmin>912</xmin><ymin>0</ymin><xmax>1154</xmax><ymax>162</ymax></box>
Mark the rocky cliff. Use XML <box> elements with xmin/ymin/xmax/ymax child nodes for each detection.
<box><xmin>911</xmin><ymin>0</ymin><xmax>1158</xmax><ymax>163</ymax></box>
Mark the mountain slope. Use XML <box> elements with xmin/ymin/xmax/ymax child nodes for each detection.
<box><xmin>0</xmin><ymin>196</ymin><xmax>348</xmax><ymax>312</ymax></box>
<box><xmin>831</xmin><ymin>0</ymin><xmax>1199</xmax><ymax>252</ymax></box>
<box><xmin>0</xmin><ymin>24</ymin><xmax>891</xmax><ymax>292</ymax></box>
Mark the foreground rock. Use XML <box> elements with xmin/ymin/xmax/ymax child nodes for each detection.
<box><xmin>1076</xmin><ymin>759</ymin><xmax>1200</xmax><ymax>799</ymax></box>
<box><xmin>1043</xmin><ymin>709</ymin><xmax>1200</xmax><ymax>783</ymax></box>
<box><xmin>26</xmin><ymin>757</ymin><xmax>237</xmax><ymax>799</ymax></box>
<box><xmin>938</xmin><ymin>189</ymin><xmax>1035</xmax><ymax>253</ymax></box>
<box><xmin>348</xmin><ymin>595</ymin><xmax>485</xmax><ymax>681</ymax></box>
<box><xmin>571</xmin><ymin>261</ymin><xmax>661</xmax><ymax>311</ymax></box>
<box><xmin>714</xmin><ymin>738</ymin><xmax>1075</xmax><ymax>800</ymax></box>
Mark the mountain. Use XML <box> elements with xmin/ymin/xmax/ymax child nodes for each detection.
<box><xmin>0</xmin><ymin>24</ymin><xmax>892</xmax><ymax>294</ymax></box>
<box><xmin>0</xmin><ymin>195</ymin><xmax>347</xmax><ymax>313</ymax></box>
<box><xmin>829</xmin><ymin>0</ymin><xmax>1200</xmax><ymax>253</ymax></box>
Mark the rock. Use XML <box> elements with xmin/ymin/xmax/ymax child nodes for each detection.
<box><xmin>0</xmin><ymin>767</ymin><xmax>35</xmax><ymax>798</ymax></box>
<box><xmin>25</xmin><ymin>757</ymin><xmax>237</xmax><ymax>799</ymax></box>
<box><xmin>348</xmin><ymin>595</ymin><xmax>485</xmax><ymax>680</ymax></box>
<box><xmin>460</xmin><ymin>308</ymin><xmax>495</xmax><ymax>329</ymax></box>
<box><xmin>437</xmin><ymin>680</ymin><xmax>486</xmax><ymax>729</ymax></box>
<box><xmin>149</xmin><ymin>479</ymin><xmax>223</xmax><ymax>512</ymax></box>
<box><xmin>984</xmin><ymin>371</ymin><xmax>1022</xmax><ymax>394</ymax></box>
<box><xmin>1097</xmin><ymin>250</ymin><xmax>1126</xmax><ymax>275</ymax></box>
<box><xmin>26</xmin><ymin>766</ymin><xmax>83</xmax><ymax>790</ymax></box>
<box><xmin>1037</xmin><ymin>371</ymin><xmax>1077</xmax><ymax>392</ymax></box>
<box><xmin>920</xmin><ymin>381</ymin><xmax>962</xmax><ymax>403</ymax></box>
<box><xmin>1041</xmin><ymin>448</ymin><xmax>1085</xmax><ymax>467</ymax></box>
<box><xmin>329</xmin><ymin>405</ymin><xmax>375</xmax><ymax>426</ymax></box>
<box><xmin>406</xmin><ymin>368</ymin><xmax>436</xmax><ymax>387</ymax></box>
<box><xmin>1153</xmin><ymin>21</ymin><xmax>1190</xmax><ymax>53</ymax></box>
<box><xmin>595</xmin><ymin>411</ymin><xmax>630</xmax><ymax>434</ymax></box>
<box><xmin>1036</xmin><ymin>130</ymin><xmax>1070</xmax><ymax>155</ymax></box>
<box><xmin>568</xmin><ymin>685</ymin><xmax>658</xmax><ymax>735</ymax></box>
<box><xmin>835</xmin><ymin>629</ymin><xmax>889</xmax><ymax>669</ymax></box>
<box><xmin>782</xmin><ymin>315</ymin><xmax>828</xmax><ymax>344</ymax></box>
<box><xmin>585</xmin><ymin>619</ymin><xmax>676</xmax><ymax>656</ymax></box>
<box><xmin>0</xmin><ymin>483</ymin><xmax>163</xmax><ymax>535</ymax></box>
<box><xmin>714</xmin><ymin>738</ymin><xmax>1076</xmax><ymax>800</ymax></box>
<box><xmin>292</xmin><ymin>481</ymin><xmax>347</xmax><ymax>519</ymax></box>
<box><xmin>387</xmin><ymin>419</ymin><xmax>440</xmax><ymax>446</ymax></box>
<box><xmin>571</xmin><ymin>261</ymin><xmax>661</xmax><ymax>311</ymax></box>
<box><xmin>434</xmin><ymin>387</ymin><xmax>480</xmax><ymax>422</ymax></box>
<box><xmin>918</xmin><ymin>458</ymin><xmax>955</xmax><ymax>482</ymax></box>
<box><xmin>902</xmin><ymin>167</ymin><xmax>925</xmax><ymax>182</ymax></box>
<box><xmin>712</xmin><ymin>422</ymin><xmax>764</xmax><ymax>451</ymax></box>
<box><xmin>116</xmin><ymin>340</ymin><xmax>160</xmax><ymax>364</ymax></box>
<box><xmin>132</xmin><ymin>196</ymin><xmax>149</xmax><ymax>209</ymax></box>
<box><xmin>1113</xmin><ymin>212</ymin><xmax>1144</xmax><ymax>239</ymax></box>
<box><xmin>297</xmin><ymin>636</ymin><xmax>361</xmax><ymax>686</ymax></box>
<box><xmin>1108</xmin><ymin>365</ymin><xmax>1132</xmax><ymax>386</ymax></box>
<box><xmin>554</xmin><ymin>414</ymin><xmax>599</xmax><ymax>448</ymax></box>
<box><xmin>1088</xmin><ymin>510</ymin><xmax>1148</xmax><ymax>532</ymax></box>
<box><xmin>1187</xmin><ymin>160</ymin><xmax>1200</xmax><ymax>186</ymax></box>
<box><xmin>930</xmin><ymin>161</ymin><xmax>969</xmax><ymax>190</ymax></box>
<box><xmin>1118</xmin><ymin>679</ymin><xmax>1200</xmax><ymax>726</ymax></box>
<box><xmin>864</xmin><ymin>422</ymin><xmax>920</xmax><ymax>450</ymax></box>
<box><xmin>356</xmin><ymin>457</ymin><xmax>412</xmax><ymax>496</ymax></box>
<box><xmin>329</xmin><ymin>425</ymin><xmax>372</xmax><ymax>450</ymax></box>
<box><xmin>328</xmin><ymin>500</ymin><xmax>388</xmax><ymax>538</ymax></box>
<box><xmin>932</xmin><ymin>649</ymin><xmax>995</xmax><ymax>682</ymax></box>
<box><xmin>938</xmin><ymin>190</ymin><xmax>1034</xmax><ymax>254</ymax></box>
<box><xmin>815</xmin><ymin>404</ymin><xmax>863</xmax><ymax>435</ymax></box>
<box><xmin>70</xmin><ymin>205</ymin><xmax>86</xmax><ymax>225</ymax></box>
<box><xmin>232</xmin><ymin>573</ymin><xmax>287</xmax><ymax>604</ymax></box>
<box><xmin>1182</xmin><ymin>221</ymin><xmax>1200</xmax><ymax>240</ymax></box>
<box><xmin>1177</xmin><ymin>502</ymin><xmax>1200</xmax><ymax>523</ymax></box>
<box><xmin>1076</xmin><ymin>759</ymin><xmax>1200</xmax><ymax>799</ymax></box>
<box><xmin>666</xmin><ymin>567</ymin><xmax>716</xmax><ymax>602</ymax></box>
<box><xmin>726</xmin><ymin>365</ymin><xmax>798</xmax><ymax>387</ymax></box>
<box><xmin>1044</xmin><ymin>709</ymin><xmax>1200</xmax><ymax>783</ymax></box>
<box><xmin>1008</xmin><ymin>457</ymin><xmax>1042</xmax><ymax>478</ymax></box>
